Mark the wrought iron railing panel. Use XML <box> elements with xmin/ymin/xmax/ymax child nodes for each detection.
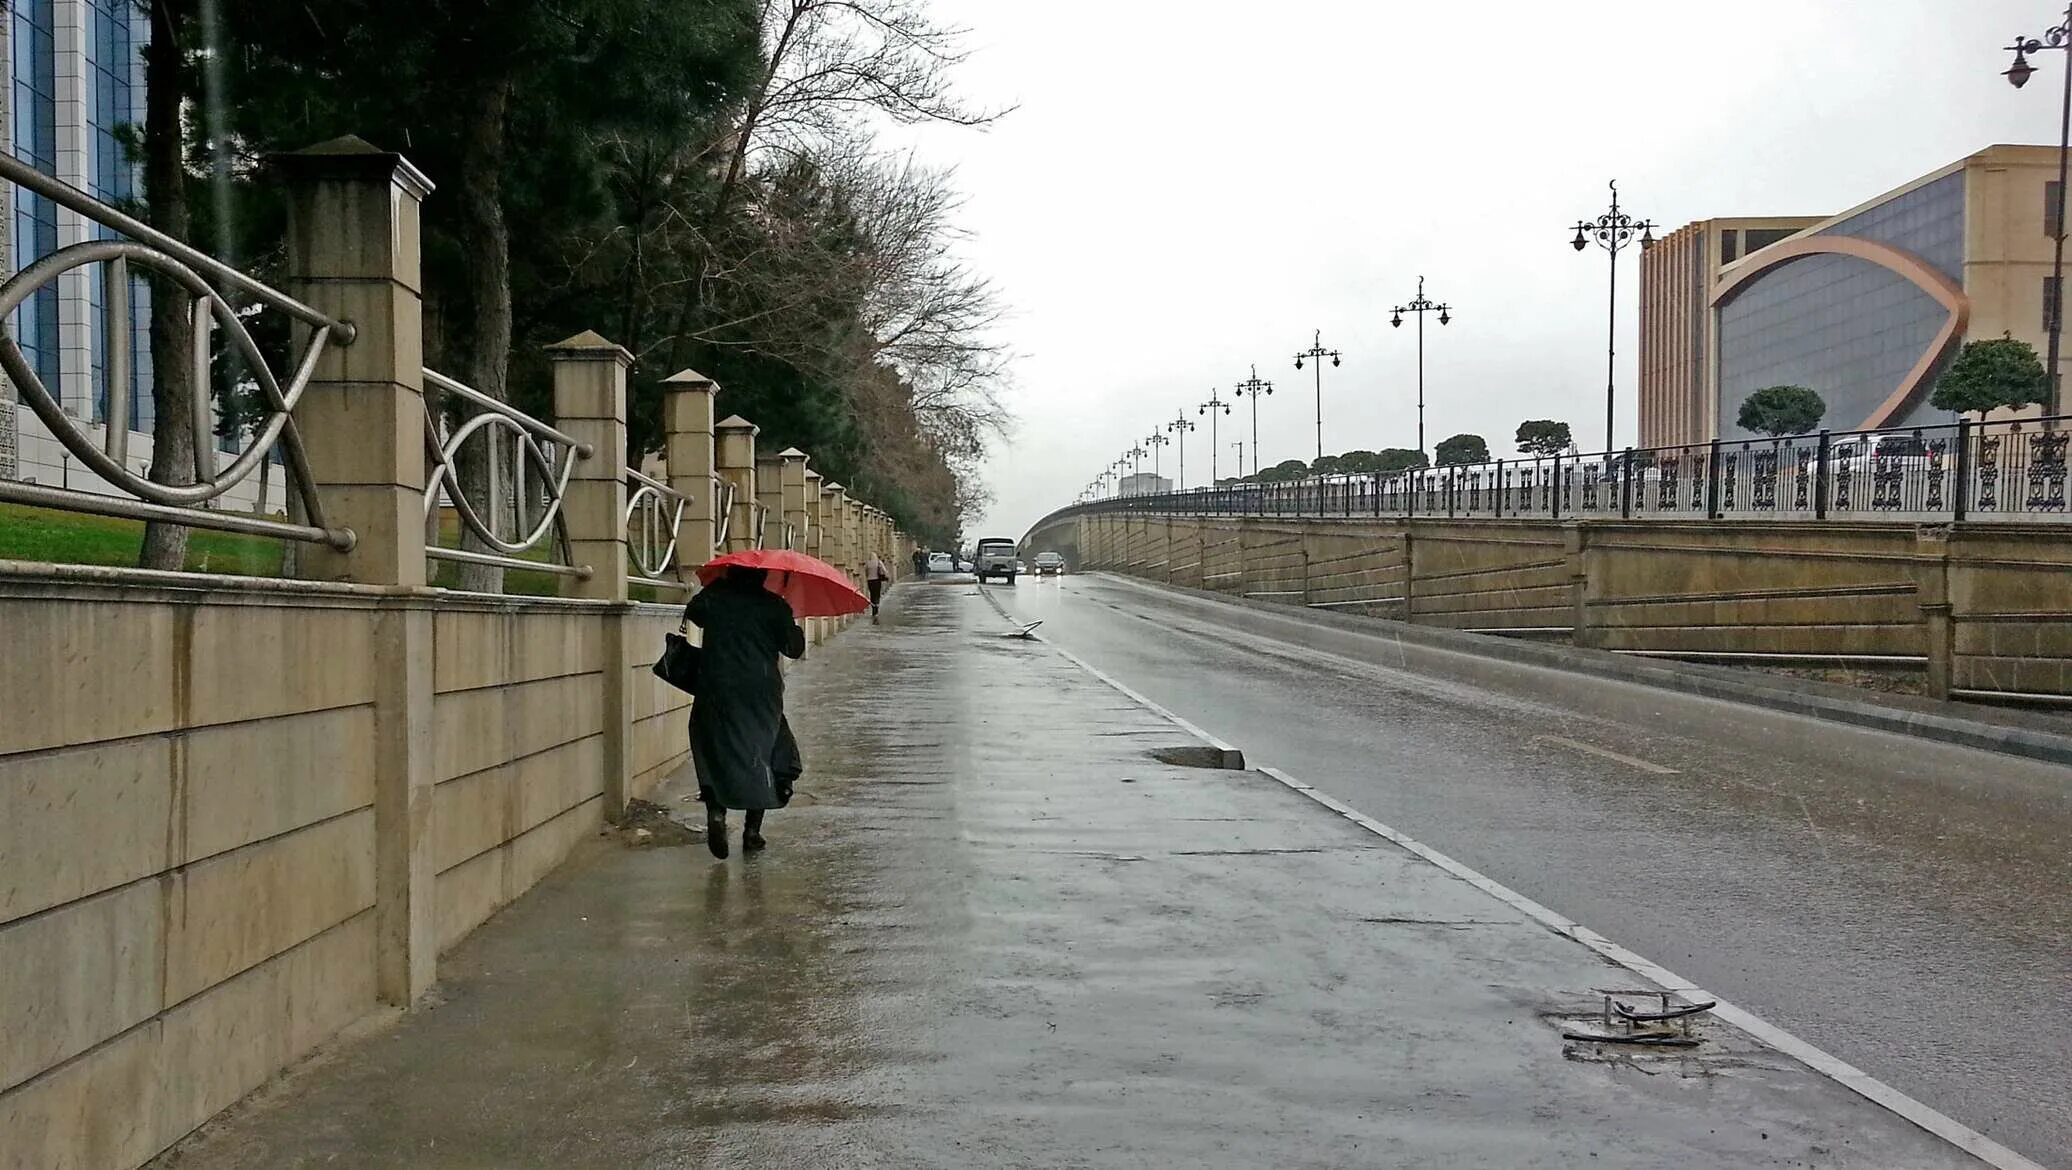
<box><xmin>0</xmin><ymin>153</ymin><xmax>355</xmax><ymax>549</ymax></box>
<box><xmin>1065</xmin><ymin>416</ymin><xmax>2072</xmax><ymax>528</ymax></box>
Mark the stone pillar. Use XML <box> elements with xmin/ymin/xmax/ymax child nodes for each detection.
<box><xmin>715</xmin><ymin>415</ymin><xmax>759</xmax><ymax>553</ymax></box>
<box><xmin>661</xmin><ymin>369</ymin><xmax>717</xmax><ymax>573</ymax></box>
<box><xmin>803</xmin><ymin>468</ymin><xmax>825</xmax><ymax>557</ymax></box>
<box><xmin>548</xmin><ymin>332</ymin><xmax>634</xmax><ymax>820</ymax></box>
<box><xmin>846</xmin><ymin>499</ymin><xmax>866</xmax><ymax>580</ymax></box>
<box><xmin>755</xmin><ymin>454</ymin><xmax>784</xmax><ymax>549</ymax></box>
<box><xmin>279</xmin><ymin>136</ymin><xmax>432</xmax><ymax>586</ymax></box>
<box><xmin>1918</xmin><ymin>528</ymin><xmax>1954</xmax><ymax>700</ymax></box>
<box><xmin>779</xmin><ymin>449</ymin><xmax>810</xmax><ymax>552</ymax></box>
<box><xmin>823</xmin><ymin>482</ymin><xmax>849</xmax><ymax>572</ymax></box>
<box><xmin>277</xmin><ymin>136</ymin><xmax>435</xmax><ymax>1006</ymax></box>
<box><xmin>1563</xmin><ymin>522</ymin><xmax>1590</xmax><ymax>647</ymax></box>
<box><xmin>548</xmin><ymin>332</ymin><xmax>630</xmax><ymax>602</ymax></box>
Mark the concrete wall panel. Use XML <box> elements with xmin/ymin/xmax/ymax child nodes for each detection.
<box><xmin>0</xmin><ymin>598</ymin><xmax>179</xmax><ymax>756</ymax></box>
<box><xmin>433</xmin><ymin>608</ymin><xmax>605</xmax><ymax>695</ymax></box>
<box><xmin>183</xmin><ymin>705</ymin><xmax>377</xmax><ymax>865</ymax></box>
<box><xmin>432</xmin><ymin>672</ymin><xmax>606</xmax><ymax>784</ymax></box>
<box><xmin>0</xmin><ymin>881</ymin><xmax>163</xmax><ymax>1093</ymax></box>
<box><xmin>163</xmin><ymin>809</ymin><xmax>376</xmax><ymax>1004</ymax></box>
<box><xmin>433</xmin><ymin>734</ymin><xmax>606</xmax><ymax>875</ymax></box>
<box><xmin>0</xmin><ymin>737</ymin><xmax>173</xmax><ymax>923</ymax></box>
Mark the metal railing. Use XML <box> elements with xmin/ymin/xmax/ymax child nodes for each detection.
<box><xmin>423</xmin><ymin>367</ymin><xmax>591</xmax><ymax>580</ymax></box>
<box><xmin>0</xmin><ymin>152</ymin><xmax>356</xmax><ymax>548</ymax></box>
<box><xmin>625</xmin><ymin>467</ymin><xmax>688</xmax><ymax>590</ymax></box>
<box><xmin>1077</xmin><ymin>416</ymin><xmax>2071</xmax><ymax>526</ymax></box>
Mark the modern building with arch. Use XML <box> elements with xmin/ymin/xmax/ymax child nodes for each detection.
<box><xmin>1640</xmin><ymin>144</ymin><xmax>2064</xmax><ymax>448</ymax></box>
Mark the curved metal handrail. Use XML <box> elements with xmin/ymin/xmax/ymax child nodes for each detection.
<box><xmin>0</xmin><ymin>236</ymin><xmax>351</xmax><ymax>548</ymax></box>
<box><xmin>625</xmin><ymin>468</ymin><xmax>687</xmax><ymax>580</ymax></box>
<box><xmin>0</xmin><ymin>153</ymin><xmax>350</xmax><ymax>338</ymax></box>
<box><xmin>422</xmin><ymin>367</ymin><xmax>587</xmax><ymax>566</ymax></box>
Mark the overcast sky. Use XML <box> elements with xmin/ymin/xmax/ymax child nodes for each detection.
<box><xmin>903</xmin><ymin>0</ymin><xmax>2065</xmax><ymax>540</ymax></box>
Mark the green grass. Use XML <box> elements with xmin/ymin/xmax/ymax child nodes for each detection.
<box><xmin>0</xmin><ymin>502</ymin><xmax>656</xmax><ymax>600</ymax></box>
<box><xmin>0</xmin><ymin>501</ymin><xmax>286</xmax><ymax>575</ymax></box>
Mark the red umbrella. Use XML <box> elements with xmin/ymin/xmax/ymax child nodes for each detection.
<box><xmin>697</xmin><ymin>549</ymin><xmax>871</xmax><ymax>618</ymax></box>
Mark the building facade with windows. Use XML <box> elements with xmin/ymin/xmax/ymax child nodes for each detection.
<box><xmin>0</xmin><ymin>2</ymin><xmax>261</xmax><ymax>508</ymax></box>
<box><xmin>1639</xmin><ymin>145</ymin><xmax>2067</xmax><ymax>447</ymax></box>
<box><xmin>1638</xmin><ymin>217</ymin><xmax>1820</xmax><ymax>449</ymax></box>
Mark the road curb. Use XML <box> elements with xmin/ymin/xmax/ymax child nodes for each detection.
<box><xmin>1093</xmin><ymin>573</ymin><xmax>2072</xmax><ymax>768</ymax></box>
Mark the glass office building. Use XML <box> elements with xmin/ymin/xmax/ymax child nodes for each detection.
<box><xmin>1640</xmin><ymin>146</ymin><xmax>2065</xmax><ymax>446</ymax></box>
<box><xmin>1</xmin><ymin>0</ymin><xmax>158</xmax><ymax>489</ymax></box>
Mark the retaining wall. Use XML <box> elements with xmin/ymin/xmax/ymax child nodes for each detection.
<box><xmin>1046</xmin><ymin>512</ymin><xmax>2072</xmax><ymax>700</ymax></box>
<box><xmin>0</xmin><ymin>567</ymin><xmax>703</xmax><ymax>1170</ymax></box>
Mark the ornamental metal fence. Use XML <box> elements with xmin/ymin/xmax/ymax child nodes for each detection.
<box><xmin>0</xmin><ymin>151</ymin><xmax>355</xmax><ymax>549</ymax></box>
<box><xmin>1088</xmin><ymin>416</ymin><xmax>2070</xmax><ymax>525</ymax></box>
<box><xmin>422</xmin><ymin>366</ymin><xmax>590</xmax><ymax>581</ymax></box>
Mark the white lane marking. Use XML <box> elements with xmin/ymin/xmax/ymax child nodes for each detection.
<box><xmin>1035</xmin><ymin>596</ymin><xmax>2048</xmax><ymax>1170</ymax></box>
<box><xmin>1533</xmin><ymin>733</ymin><xmax>1680</xmax><ymax>774</ymax></box>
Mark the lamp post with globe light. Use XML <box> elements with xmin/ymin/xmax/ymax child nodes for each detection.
<box><xmin>1232</xmin><ymin>364</ymin><xmax>1274</xmax><ymax>478</ymax></box>
<box><xmin>2005</xmin><ymin>6</ymin><xmax>2072</xmax><ymax>410</ymax></box>
<box><xmin>1199</xmin><ymin>390</ymin><xmax>1233</xmax><ymax>483</ymax></box>
<box><xmin>1569</xmin><ymin>180</ymin><xmax>1655</xmax><ymax>451</ymax></box>
<box><xmin>1292</xmin><ymin>331</ymin><xmax>1341</xmax><ymax>462</ymax></box>
<box><xmin>1168</xmin><ymin>410</ymin><xmax>1197</xmax><ymax>490</ymax></box>
<box><xmin>1390</xmin><ymin>276</ymin><xmax>1452</xmax><ymax>461</ymax></box>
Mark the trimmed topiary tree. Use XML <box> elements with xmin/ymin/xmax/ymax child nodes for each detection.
<box><xmin>1929</xmin><ymin>335</ymin><xmax>2049</xmax><ymax>416</ymax></box>
<box><xmin>1737</xmin><ymin>385</ymin><xmax>1826</xmax><ymax>437</ymax></box>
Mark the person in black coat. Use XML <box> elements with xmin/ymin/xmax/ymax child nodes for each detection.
<box><xmin>684</xmin><ymin>566</ymin><xmax>807</xmax><ymax>857</ymax></box>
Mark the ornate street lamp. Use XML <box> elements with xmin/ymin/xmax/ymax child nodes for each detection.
<box><xmin>1232</xmin><ymin>364</ymin><xmax>1274</xmax><ymax>479</ymax></box>
<box><xmin>1146</xmin><ymin>429</ymin><xmax>1171</xmax><ymax>484</ymax></box>
<box><xmin>1168</xmin><ymin>410</ymin><xmax>1197</xmax><ymax>490</ymax></box>
<box><xmin>1568</xmin><ymin>180</ymin><xmax>1654</xmax><ymax>451</ymax></box>
<box><xmin>1292</xmin><ymin>331</ymin><xmax>1342</xmax><ymax>462</ymax></box>
<box><xmin>1198</xmin><ymin>389</ymin><xmax>1232</xmax><ymax>482</ymax></box>
<box><xmin>2006</xmin><ymin>5</ymin><xmax>2072</xmax><ymax>411</ymax></box>
<box><xmin>1390</xmin><ymin>275</ymin><xmax>1452</xmax><ymax>461</ymax></box>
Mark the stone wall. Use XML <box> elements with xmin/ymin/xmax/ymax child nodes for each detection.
<box><xmin>1049</xmin><ymin>511</ymin><xmax>2072</xmax><ymax>701</ymax></box>
<box><xmin>0</xmin><ymin>572</ymin><xmax>698</xmax><ymax>1170</ymax></box>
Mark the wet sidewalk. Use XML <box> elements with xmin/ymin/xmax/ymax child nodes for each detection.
<box><xmin>155</xmin><ymin>585</ymin><xmax>1990</xmax><ymax>1169</ymax></box>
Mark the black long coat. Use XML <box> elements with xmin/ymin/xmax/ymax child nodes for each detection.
<box><xmin>685</xmin><ymin>577</ymin><xmax>807</xmax><ymax>810</ymax></box>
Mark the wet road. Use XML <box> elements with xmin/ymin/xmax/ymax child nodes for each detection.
<box><xmin>993</xmin><ymin>573</ymin><xmax>2072</xmax><ymax>1166</ymax></box>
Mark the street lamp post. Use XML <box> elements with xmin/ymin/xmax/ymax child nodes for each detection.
<box><xmin>1570</xmin><ymin>180</ymin><xmax>1655</xmax><ymax>451</ymax></box>
<box><xmin>2005</xmin><ymin>6</ymin><xmax>2072</xmax><ymax>411</ymax></box>
<box><xmin>1232</xmin><ymin>440</ymin><xmax>1245</xmax><ymax>479</ymax></box>
<box><xmin>1147</xmin><ymin>430</ymin><xmax>1170</xmax><ymax>484</ymax></box>
<box><xmin>1292</xmin><ymin>331</ymin><xmax>1341</xmax><ymax>463</ymax></box>
<box><xmin>1232</xmin><ymin>364</ymin><xmax>1274</xmax><ymax>478</ymax></box>
<box><xmin>1168</xmin><ymin>410</ymin><xmax>1196</xmax><ymax>490</ymax></box>
<box><xmin>1390</xmin><ymin>276</ymin><xmax>1452</xmax><ymax>461</ymax></box>
<box><xmin>1198</xmin><ymin>390</ymin><xmax>1232</xmax><ymax>483</ymax></box>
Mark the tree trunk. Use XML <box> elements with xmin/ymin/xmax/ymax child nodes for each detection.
<box><xmin>139</xmin><ymin>0</ymin><xmax>196</xmax><ymax>571</ymax></box>
<box><xmin>449</xmin><ymin>76</ymin><xmax>515</xmax><ymax>592</ymax></box>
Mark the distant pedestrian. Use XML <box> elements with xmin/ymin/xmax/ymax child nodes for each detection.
<box><xmin>912</xmin><ymin>547</ymin><xmax>928</xmax><ymax>578</ymax></box>
<box><xmin>865</xmin><ymin>553</ymin><xmax>891</xmax><ymax>616</ymax></box>
<box><xmin>684</xmin><ymin>566</ymin><xmax>807</xmax><ymax>858</ymax></box>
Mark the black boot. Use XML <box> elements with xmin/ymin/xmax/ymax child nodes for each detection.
<box><xmin>743</xmin><ymin>809</ymin><xmax>767</xmax><ymax>853</ymax></box>
<box><xmin>705</xmin><ymin>802</ymin><xmax>729</xmax><ymax>859</ymax></box>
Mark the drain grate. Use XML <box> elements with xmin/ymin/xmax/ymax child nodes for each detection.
<box><xmin>1557</xmin><ymin>988</ymin><xmax>1716</xmax><ymax>1047</ymax></box>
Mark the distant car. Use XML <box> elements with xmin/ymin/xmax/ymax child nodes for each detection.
<box><xmin>1015</xmin><ymin>559</ymin><xmax>1027</xmax><ymax>574</ymax></box>
<box><xmin>1034</xmin><ymin>551</ymin><xmax>1066</xmax><ymax>576</ymax></box>
<box><xmin>957</xmin><ymin>559</ymin><xmax>973</xmax><ymax>573</ymax></box>
<box><xmin>927</xmin><ymin>552</ymin><xmax>954</xmax><ymax>573</ymax></box>
<box><xmin>974</xmin><ymin>537</ymin><xmax>1018</xmax><ymax>584</ymax></box>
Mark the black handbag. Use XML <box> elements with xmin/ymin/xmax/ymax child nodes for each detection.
<box><xmin>652</xmin><ymin>623</ymin><xmax>701</xmax><ymax>695</ymax></box>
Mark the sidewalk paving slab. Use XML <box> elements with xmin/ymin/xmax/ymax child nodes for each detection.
<box><xmin>152</xmin><ymin>584</ymin><xmax>1991</xmax><ymax>1169</ymax></box>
